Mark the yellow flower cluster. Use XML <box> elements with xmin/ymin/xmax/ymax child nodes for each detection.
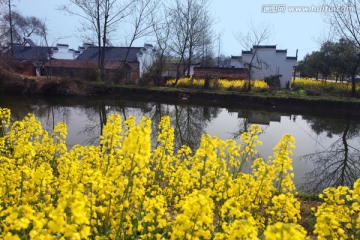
<box><xmin>1</xmin><ymin>107</ymin><xmax>360</xmax><ymax>239</ymax></box>
<box><xmin>293</xmin><ymin>78</ymin><xmax>360</xmax><ymax>92</ymax></box>
<box><xmin>314</xmin><ymin>180</ymin><xmax>360</xmax><ymax>239</ymax></box>
<box><xmin>0</xmin><ymin>107</ymin><xmax>10</xmax><ymax>137</ymax></box>
<box><xmin>166</xmin><ymin>78</ymin><xmax>269</xmax><ymax>90</ymax></box>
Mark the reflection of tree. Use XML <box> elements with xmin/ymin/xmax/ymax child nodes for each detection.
<box><xmin>231</xmin><ymin>111</ymin><xmax>251</xmax><ymax>139</ymax></box>
<box><xmin>77</xmin><ymin>100</ymin><xmax>220</xmax><ymax>150</ymax></box>
<box><xmin>300</xmin><ymin>117</ymin><xmax>360</xmax><ymax>193</ymax></box>
<box><xmin>36</xmin><ymin>106</ymin><xmax>71</xmax><ymax>131</ymax></box>
<box><xmin>305</xmin><ymin>116</ymin><xmax>346</xmax><ymax>138</ymax></box>
<box><xmin>171</xmin><ymin>105</ymin><xmax>219</xmax><ymax>150</ymax></box>
<box><xmin>79</xmin><ymin>101</ymin><xmax>125</xmax><ymax>145</ymax></box>
<box><xmin>79</xmin><ymin>105</ymin><xmax>106</xmax><ymax>145</ymax></box>
<box><xmin>1</xmin><ymin>96</ymin><xmax>221</xmax><ymax>149</ymax></box>
<box><xmin>0</xmin><ymin>96</ymin><xmax>71</xmax><ymax>131</ymax></box>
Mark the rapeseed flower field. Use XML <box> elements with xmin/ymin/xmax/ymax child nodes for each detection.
<box><xmin>0</xmin><ymin>107</ymin><xmax>359</xmax><ymax>239</ymax></box>
<box><xmin>292</xmin><ymin>78</ymin><xmax>360</xmax><ymax>94</ymax></box>
<box><xmin>166</xmin><ymin>78</ymin><xmax>269</xmax><ymax>91</ymax></box>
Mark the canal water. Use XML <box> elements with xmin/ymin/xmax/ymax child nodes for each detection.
<box><xmin>1</xmin><ymin>94</ymin><xmax>359</xmax><ymax>193</ymax></box>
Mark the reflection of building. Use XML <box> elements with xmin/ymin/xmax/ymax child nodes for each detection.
<box><xmin>228</xmin><ymin>109</ymin><xmax>290</xmax><ymax>125</ymax></box>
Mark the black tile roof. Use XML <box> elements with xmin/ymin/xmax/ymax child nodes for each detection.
<box><xmin>242</xmin><ymin>50</ymin><xmax>252</xmax><ymax>54</ymax></box>
<box><xmin>9</xmin><ymin>45</ymin><xmax>51</xmax><ymax>61</ymax></box>
<box><xmin>57</xmin><ymin>43</ymin><xmax>69</xmax><ymax>47</ymax></box>
<box><xmin>24</xmin><ymin>38</ymin><xmax>36</xmax><ymax>47</ymax></box>
<box><xmin>83</xmin><ymin>43</ymin><xmax>94</xmax><ymax>47</ymax></box>
<box><xmin>276</xmin><ymin>49</ymin><xmax>287</xmax><ymax>53</ymax></box>
<box><xmin>253</xmin><ymin>45</ymin><xmax>277</xmax><ymax>49</ymax></box>
<box><xmin>77</xmin><ymin>47</ymin><xmax>142</xmax><ymax>62</ymax></box>
<box><xmin>286</xmin><ymin>56</ymin><xmax>297</xmax><ymax>60</ymax></box>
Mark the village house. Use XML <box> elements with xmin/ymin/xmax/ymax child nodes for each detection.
<box><xmin>5</xmin><ymin>38</ymin><xmax>91</xmax><ymax>75</ymax></box>
<box><xmin>162</xmin><ymin>63</ymin><xmax>201</xmax><ymax>79</ymax></box>
<box><xmin>236</xmin><ymin>45</ymin><xmax>298</xmax><ymax>88</ymax></box>
<box><xmin>6</xmin><ymin>38</ymin><xmax>155</xmax><ymax>82</ymax></box>
<box><xmin>190</xmin><ymin>46</ymin><xmax>297</xmax><ymax>87</ymax></box>
<box><xmin>75</xmin><ymin>44</ymin><xmax>155</xmax><ymax>81</ymax></box>
<box><xmin>44</xmin><ymin>59</ymin><xmax>137</xmax><ymax>82</ymax></box>
<box><xmin>5</xmin><ymin>38</ymin><xmax>51</xmax><ymax>75</ymax></box>
<box><xmin>230</xmin><ymin>56</ymin><xmax>242</xmax><ymax>68</ymax></box>
<box><xmin>50</xmin><ymin>42</ymin><xmax>88</xmax><ymax>60</ymax></box>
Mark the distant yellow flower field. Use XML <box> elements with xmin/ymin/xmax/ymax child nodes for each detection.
<box><xmin>293</xmin><ymin>78</ymin><xmax>360</xmax><ymax>92</ymax></box>
<box><xmin>166</xmin><ymin>78</ymin><xmax>269</xmax><ymax>90</ymax></box>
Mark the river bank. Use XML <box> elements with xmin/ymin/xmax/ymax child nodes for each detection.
<box><xmin>1</xmin><ymin>69</ymin><xmax>360</xmax><ymax>117</ymax></box>
<box><xmin>87</xmin><ymin>84</ymin><xmax>360</xmax><ymax>116</ymax></box>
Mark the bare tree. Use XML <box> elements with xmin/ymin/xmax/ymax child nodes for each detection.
<box><xmin>168</xmin><ymin>0</ymin><xmax>214</xmax><ymax>86</ymax></box>
<box><xmin>2</xmin><ymin>11</ymin><xmax>44</xmax><ymax>43</ymax></box>
<box><xmin>323</xmin><ymin>0</ymin><xmax>360</xmax><ymax>97</ymax></box>
<box><xmin>168</xmin><ymin>0</ymin><xmax>190</xmax><ymax>85</ymax></box>
<box><xmin>123</xmin><ymin>0</ymin><xmax>159</xmax><ymax>62</ymax></box>
<box><xmin>38</xmin><ymin>19</ymin><xmax>64</xmax><ymax>80</ymax></box>
<box><xmin>184</xmin><ymin>0</ymin><xmax>213</xmax><ymax>76</ymax></box>
<box><xmin>235</xmin><ymin>23</ymin><xmax>271</xmax><ymax>90</ymax></box>
<box><xmin>146</xmin><ymin>3</ymin><xmax>171</xmax><ymax>85</ymax></box>
<box><xmin>7</xmin><ymin>0</ymin><xmax>13</xmax><ymax>56</ymax></box>
<box><xmin>59</xmin><ymin>0</ymin><xmax>136</xmax><ymax>81</ymax></box>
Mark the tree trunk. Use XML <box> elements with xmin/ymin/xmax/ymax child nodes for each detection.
<box><xmin>96</xmin><ymin>0</ymin><xmax>102</xmax><ymax>81</ymax></box>
<box><xmin>340</xmin><ymin>119</ymin><xmax>350</xmax><ymax>186</ymax></box>
<box><xmin>247</xmin><ymin>66</ymin><xmax>252</xmax><ymax>91</ymax></box>
<box><xmin>186</xmin><ymin>40</ymin><xmax>193</xmax><ymax>77</ymax></box>
<box><xmin>350</xmin><ymin>54</ymin><xmax>360</xmax><ymax>97</ymax></box>
<box><xmin>172</xmin><ymin>53</ymin><xmax>185</xmax><ymax>87</ymax></box>
<box><xmin>8</xmin><ymin>0</ymin><xmax>14</xmax><ymax>56</ymax></box>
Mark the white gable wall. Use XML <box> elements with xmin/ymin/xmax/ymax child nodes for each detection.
<box><xmin>241</xmin><ymin>47</ymin><xmax>297</xmax><ymax>88</ymax></box>
<box><xmin>137</xmin><ymin>44</ymin><xmax>155</xmax><ymax>77</ymax></box>
<box><xmin>51</xmin><ymin>45</ymin><xmax>75</xmax><ymax>60</ymax></box>
<box><xmin>230</xmin><ymin>58</ymin><xmax>242</xmax><ymax>68</ymax></box>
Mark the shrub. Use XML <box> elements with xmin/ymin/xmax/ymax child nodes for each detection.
<box><xmin>264</xmin><ymin>75</ymin><xmax>281</xmax><ymax>89</ymax></box>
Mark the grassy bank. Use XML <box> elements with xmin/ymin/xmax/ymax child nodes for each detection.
<box><xmin>1</xmin><ymin>69</ymin><xmax>360</xmax><ymax>116</ymax></box>
<box><xmin>82</xmin><ymin>83</ymin><xmax>360</xmax><ymax>116</ymax></box>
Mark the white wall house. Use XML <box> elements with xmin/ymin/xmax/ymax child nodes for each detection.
<box><xmin>239</xmin><ymin>45</ymin><xmax>297</xmax><ymax>88</ymax></box>
<box><xmin>136</xmin><ymin>44</ymin><xmax>155</xmax><ymax>77</ymax></box>
<box><xmin>51</xmin><ymin>43</ymin><xmax>88</xmax><ymax>60</ymax></box>
<box><xmin>230</xmin><ymin>56</ymin><xmax>242</xmax><ymax>68</ymax></box>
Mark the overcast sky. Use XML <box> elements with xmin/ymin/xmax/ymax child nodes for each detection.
<box><xmin>13</xmin><ymin>0</ymin><xmax>335</xmax><ymax>60</ymax></box>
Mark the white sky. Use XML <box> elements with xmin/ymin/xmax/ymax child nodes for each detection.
<box><xmin>13</xmin><ymin>0</ymin><xmax>334</xmax><ymax>60</ymax></box>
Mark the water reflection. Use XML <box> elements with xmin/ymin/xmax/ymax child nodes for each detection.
<box><xmin>66</xmin><ymin>100</ymin><xmax>220</xmax><ymax>150</ymax></box>
<box><xmin>1</xmin><ymin>94</ymin><xmax>360</xmax><ymax>193</ymax></box>
<box><xmin>300</xmin><ymin>116</ymin><xmax>360</xmax><ymax>193</ymax></box>
<box><xmin>228</xmin><ymin>109</ymin><xmax>291</xmax><ymax>137</ymax></box>
<box><xmin>170</xmin><ymin>105</ymin><xmax>220</xmax><ymax>149</ymax></box>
